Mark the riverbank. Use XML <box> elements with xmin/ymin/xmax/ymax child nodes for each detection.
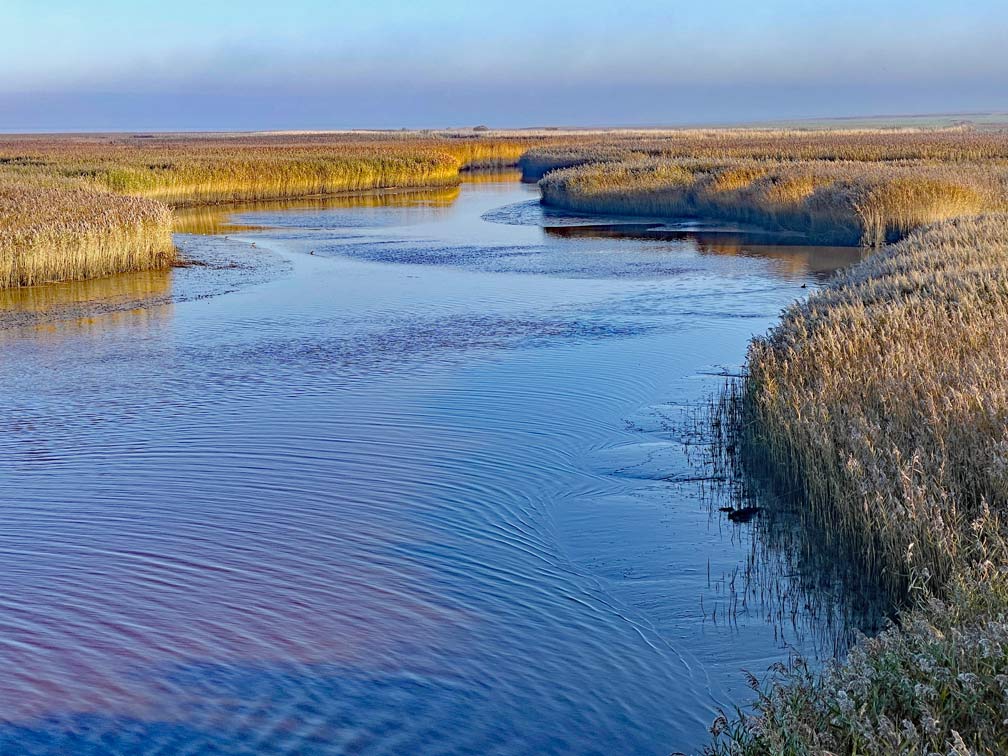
<box><xmin>0</xmin><ymin>233</ymin><xmax>289</xmax><ymax>331</ymax></box>
<box><xmin>0</xmin><ymin>178</ymin><xmax>175</xmax><ymax>288</ymax></box>
<box><xmin>538</xmin><ymin>158</ymin><xmax>1006</xmax><ymax>247</ymax></box>
<box><xmin>518</xmin><ymin>125</ymin><xmax>1008</xmax><ymax>754</ymax></box>
<box><xmin>706</xmin><ymin>214</ymin><xmax>1008</xmax><ymax>755</ymax></box>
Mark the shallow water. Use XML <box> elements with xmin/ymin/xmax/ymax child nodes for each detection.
<box><xmin>0</xmin><ymin>176</ymin><xmax>863</xmax><ymax>754</ymax></box>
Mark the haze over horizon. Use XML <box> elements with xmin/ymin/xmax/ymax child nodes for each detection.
<box><xmin>4</xmin><ymin>0</ymin><xmax>1007</xmax><ymax>131</ymax></box>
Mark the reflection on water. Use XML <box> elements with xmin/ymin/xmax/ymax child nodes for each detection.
<box><xmin>0</xmin><ymin>268</ymin><xmax>172</xmax><ymax>313</ymax></box>
<box><xmin>1</xmin><ymin>177</ymin><xmax>869</xmax><ymax>754</ymax></box>
<box><xmin>457</xmin><ymin>168</ymin><xmax>524</xmax><ymax>184</ymax></box>
<box><xmin>687</xmin><ymin>389</ymin><xmax>898</xmax><ymax>656</ymax></box>
<box><xmin>545</xmin><ymin>224</ymin><xmax>863</xmax><ymax>279</ymax></box>
<box><xmin>172</xmin><ymin>185</ymin><xmax>463</xmax><ymax>235</ymax></box>
<box><xmin>0</xmin><ymin>269</ymin><xmax>174</xmax><ymax>338</ymax></box>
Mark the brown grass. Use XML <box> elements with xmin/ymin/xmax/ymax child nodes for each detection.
<box><xmin>0</xmin><ymin>131</ymin><xmax>559</xmax><ymax>288</ymax></box>
<box><xmin>6</xmin><ymin>127</ymin><xmax>1008</xmax><ymax>287</ymax></box>
<box><xmin>0</xmin><ymin>131</ymin><xmax>555</xmax><ymax>206</ymax></box>
<box><xmin>540</xmin><ymin>158</ymin><xmax>1007</xmax><ymax>246</ymax></box>
<box><xmin>519</xmin><ymin>125</ymin><xmax>1008</xmax><ymax>182</ymax></box>
<box><xmin>742</xmin><ymin>213</ymin><xmax>1008</xmax><ymax>587</ymax></box>
<box><xmin>707</xmin><ymin>214</ymin><xmax>1008</xmax><ymax>754</ymax></box>
<box><xmin>0</xmin><ymin>178</ymin><xmax>175</xmax><ymax>288</ymax></box>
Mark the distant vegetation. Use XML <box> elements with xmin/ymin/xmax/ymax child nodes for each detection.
<box><xmin>7</xmin><ymin>127</ymin><xmax>1008</xmax><ymax>287</ymax></box>
<box><xmin>526</xmin><ymin>128</ymin><xmax>1008</xmax><ymax>246</ymax></box>
<box><xmin>0</xmin><ymin>131</ymin><xmax>559</xmax><ymax>287</ymax></box>
<box><xmin>519</xmin><ymin>127</ymin><xmax>1008</xmax><ymax>180</ymax></box>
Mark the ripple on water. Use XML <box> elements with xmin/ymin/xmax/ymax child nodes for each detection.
<box><xmin>0</xmin><ymin>178</ymin><xmax>865</xmax><ymax>755</ymax></box>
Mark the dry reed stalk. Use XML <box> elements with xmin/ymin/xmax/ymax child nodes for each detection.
<box><xmin>0</xmin><ymin>181</ymin><xmax>174</xmax><ymax>288</ymax></box>
<box><xmin>540</xmin><ymin>158</ymin><xmax>1006</xmax><ymax>246</ymax></box>
<box><xmin>707</xmin><ymin>214</ymin><xmax>1008</xmax><ymax>755</ymax></box>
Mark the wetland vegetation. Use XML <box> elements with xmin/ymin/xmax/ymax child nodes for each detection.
<box><xmin>703</xmin><ymin>214</ymin><xmax>1008</xmax><ymax>755</ymax></box>
<box><xmin>526</xmin><ymin>124</ymin><xmax>1008</xmax><ymax>753</ymax></box>
<box><xmin>0</xmin><ymin>131</ymin><xmax>565</xmax><ymax>287</ymax></box>
<box><xmin>529</xmin><ymin>128</ymin><xmax>1008</xmax><ymax>246</ymax></box>
<box><xmin>6</xmin><ymin>126</ymin><xmax>1007</xmax><ymax>287</ymax></box>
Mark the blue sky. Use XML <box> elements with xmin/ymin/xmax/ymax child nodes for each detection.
<box><xmin>2</xmin><ymin>0</ymin><xmax>1006</xmax><ymax>130</ymax></box>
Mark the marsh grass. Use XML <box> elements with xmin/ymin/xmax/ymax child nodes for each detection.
<box><xmin>519</xmin><ymin>126</ymin><xmax>1008</xmax><ymax>182</ymax></box>
<box><xmin>707</xmin><ymin>547</ymin><xmax>1008</xmax><ymax>756</ymax></box>
<box><xmin>705</xmin><ymin>214</ymin><xmax>1008</xmax><ymax>755</ymax></box>
<box><xmin>0</xmin><ymin>179</ymin><xmax>175</xmax><ymax>288</ymax></box>
<box><xmin>2</xmin><ymin>132</ymin><xmax>546</xmax><ymax>206</ymax></box>
<box><xmin>6</xmin><ymin>128</ymin><xmax>1008</xmax><ymax>287</ymax></box>
<box><xmin>0</xmin><ymin>132</ymin><xmax>548</xmax><ymax>287</ymax></box>
<box><xmin>171</xmin><ymin>185</ymin><xmax>462</xmax><ymax>235</ymax></box>
<box><xmin>540</xmin><ymin>158</ymin><xmax>1006</xmax><ymax>246</ymax></box>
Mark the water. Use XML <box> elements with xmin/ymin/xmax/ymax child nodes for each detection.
<box><xmin>0</xmin><ymin>175</ymin><xmax>862</xmax><ymax>754</ymax></box>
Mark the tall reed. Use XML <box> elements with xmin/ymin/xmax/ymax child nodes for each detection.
<box><xmin>0</xmin><ymin>131</ymin><xmax>554</xmax><ymax>287</ymax></box>
<box><xmin>540</xmin><ymin>158</ymin><xmax>1005</xmax><ymax>246</ymax></box>
<box><xmin>707</xmin><ymin>214</ymin><xmax>1008</xmax><ymax>754</ymax></box>
<box><xmin>0</xmin><ymin>180</ymin><xmax>175</xmax><ymax>288</ymax></box>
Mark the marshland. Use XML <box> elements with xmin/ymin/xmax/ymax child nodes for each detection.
<box><xmin>3</xmin><ymin>121</ymin><xmax>1008</xmax><ymax>755</ymax></box>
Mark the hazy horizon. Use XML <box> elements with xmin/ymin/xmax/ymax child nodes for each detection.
<box><xmin>4</xmin><ymin>0</ymin><xmax>1007</xmax><ymax>131</ymax></box>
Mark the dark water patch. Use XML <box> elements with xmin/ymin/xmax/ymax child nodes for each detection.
<box><xmin>320</xmin><ymin>241</ymin><xmax>547</xmax><ymax>268</ymax></box>
<box><xmin>670</xmin><ymin>381</ymin><xmax>899</xmax><ymax>658</ymax></box>
<box><xmin>482</xmin><ymin>199</ymin><xmax>862</xmax><ymax>282</ymax></box>
<box><xmin>548</xmin><ymin>223</ymin><xmax>803</xmax><ymax>246</ymax></box>
<box><xmin>482</xmin><ymin>198</ymin><xmax>667</xmax><ymax>228</ymax></box>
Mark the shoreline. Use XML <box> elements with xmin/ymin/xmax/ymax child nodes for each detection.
<box><xmin>0</xmin><ymin>132</ymin><xmax>553</xmax><ymax>290</ymax></box>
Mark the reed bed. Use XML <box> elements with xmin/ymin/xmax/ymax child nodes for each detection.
<box><xmin>0</xmin><ymin>131</ymin><xmax>556</xmax><ymax>287</ymax></box>
<box><xmin>519</xmin><ymin>126</ymin><xmax>1008</xmax><ymax>182</ymax></box>
<box><xmin>706</xmin><ymin>214</ymin><xmax>1008</xmax><ymax>755</ymax></box>
<box><xmin>5</xmin><ymin>127</ymin><xmax>1008</xmax><ymax>288</ymax></box>
<box><xmin>0</xmin><ymin>178</ymin><xmax>174</xmax><ymax>288</ymax></box>
<box><xmin>528</xmin><ymin>125</ymin><xmax>1008</xmax><ymax>753</ymax></box>
<box><xmin>540</xmin><ymin>157</ymin><xmax>1008</xmax><ymax>246</ymax></box>
<box><xmin>0</xmin><ymin>132</ymin><xmax>552</xmax><ymax>206</ymax></box>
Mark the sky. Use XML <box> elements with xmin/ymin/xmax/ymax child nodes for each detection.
<box><xmin>2</xmin><ymin>0</ymin><xmax>1006</xmax><ymax>131</ymax></box>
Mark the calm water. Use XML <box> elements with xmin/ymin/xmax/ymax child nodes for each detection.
<box><xmin>0</xmin><ymin>176</ymin><xmax>862</xmax><ymax>754</ymax></box>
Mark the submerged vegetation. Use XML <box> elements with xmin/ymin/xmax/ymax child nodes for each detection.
<box><xmin>706</xmin><ymin>215</ymin><xmax>1008</xmax><ymax>754</ymax></box>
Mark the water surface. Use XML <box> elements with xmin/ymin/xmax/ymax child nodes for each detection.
<box><xmin>0</xmin><ymin>176</ymin><xmax>862</xmax><ymax>754</ymax></box>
